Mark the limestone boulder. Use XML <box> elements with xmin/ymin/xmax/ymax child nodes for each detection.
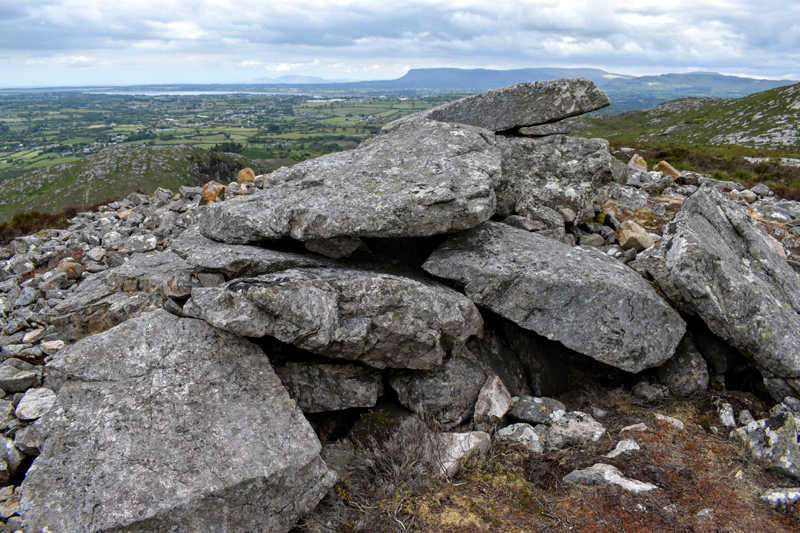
<box><xmin>633</xmin><ymin>186</ymin><xmax>800</xmax><ymax>397</ymax></box>
<box><xmin>390</xmin><ymin>355</ymin><xmax>487</xmax><ymax>430</ymax></box>
<box><xmin>424</xmin><ymin>77</ymin><xmax>610</xmax><ymax>132</ymax></box>
<box><xmin>199</xmin><ymin>117</ymin><xmax>500</xmax><ymax>244</ymax></box>
<box><xmin>491</xmin><ymin>135</ymin><xmax>617</xmax><ymax>220</ymax></box>
<box><xmin>21</xmin><ymin>311</ymin><xmax>335</xmax><ymax>532</ymax></box>
<box><xmin>423</xmin><ymin>222</ymin><xmax>686</xmax><ymax>373</ymax></box>
<box><xmin>276</xmin><ymin>362</ymin><xmax>383</xmax><ymax>413</ymax></box>
<box><xmin>184</xmin><ymin>267</ymin><xmax>483</xmax><ymax>370</ymax></box>
<box><xmin>658</xmin><ymin>334</ymin><xmax>709</xmax><ymax>397</ymax></box>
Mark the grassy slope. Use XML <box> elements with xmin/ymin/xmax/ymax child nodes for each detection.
<box><xmin>571</xmin><ymin>83</ymin><xmax>800</xmax><ymax>150</ymax></box>
<box><xmin>0</xmin><ymin>144</ymin><xmax>289</xmax><ymax>221</ymax></box>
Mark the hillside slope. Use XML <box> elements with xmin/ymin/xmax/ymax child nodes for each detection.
<box><xmin>0</xmin><ymin>144</ymin><xmax>286</xmax><ymax>220</ymax></box>
<box><xmin>570</xmin><ymin>83</ymin><xmax>800</xmax><ymax>149</ymax></box>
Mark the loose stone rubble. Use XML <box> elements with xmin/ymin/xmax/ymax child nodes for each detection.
<box><xmin>0</xmin><ymin>77</ymin><xmax>797</xmax><ymax>530</ymax></box>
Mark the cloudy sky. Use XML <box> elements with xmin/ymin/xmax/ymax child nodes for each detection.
<box><xmin>1</xmin><ymin>0</ymin><xmax>798</xmax><ymax>87</ymax></box>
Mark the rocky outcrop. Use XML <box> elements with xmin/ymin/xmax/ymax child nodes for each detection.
<box><xmin>423</xmin><ymin>222</ymin><xmax>686</xmax><ymax>373</ymax></box>
<box><xmin>425</xmin><ymin>77</ymin><xmax>610</xmax><ymax>132</ymax></box>
<box><xmin>20</xmin><ymin>311</ymin><xmax>335</xmax><ymax>532</ymax></box>
<box><xmin>198</xmin><ymin>117</ymin><xmax>500</xmax><ymax>244</ymax></box>
<box><xmin>184</xmin><ymin>267</ymin><xmax>483</xmax><ymax>370</ymax></box>
<box><xmin>634</xmin><ymin>186</ymin><xmax>800</xmax><ymax>397</ymax></box>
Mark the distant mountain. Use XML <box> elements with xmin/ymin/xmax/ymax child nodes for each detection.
<box><xmin>246</xmin><ymin>75</ymin><xmax>357</xmax><ymax>84</ymax></box>
<box><xmin>605</xmin><ymin>72</ymin><xmax>794</xmax><ymax>94</ymax></box>
<box><xmin>569</xmin><ymin>82</ymin><xmax>800</xmax><ymax>149</ymax></box>
<box><xmin>340</xmin><ymin>67</ymin><xmax>633</xmax><ymax>90</ymax></box>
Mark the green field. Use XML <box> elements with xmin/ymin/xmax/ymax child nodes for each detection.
<box><xmin>0</xmin><ymin>92</ymin><xmax>461</xmax><ymax>185</ymax></box>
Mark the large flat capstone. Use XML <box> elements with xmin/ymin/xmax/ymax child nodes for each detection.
<box><xmin>20</xmin><ymin>310</ymin><xmax>335</xmax><ymax>533</ymax></box>
<box><xmin>633</xmin><ymin>186</ymin><xmax>800</xmax><ymax>396</ymax></box>
<box><xmin>424</xmin><ymin>77</ymin><xmax>610</xmax><ymax>132</ymax></box>
<box><xmin>422</xmin><ymin>222</ymin><xmax>686</xmax><ymax>373</ymax></box>
<box><xmin>198</xmin><ymin>117</ymin><xmax>500</xmax><ymax>244</ymax></box>
<box><xmin>184</xmin><ymin>267</ymin><xmax>483</xmax><ymax>370</ymax></box>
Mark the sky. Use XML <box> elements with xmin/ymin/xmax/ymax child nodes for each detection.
<box><xmin>0</xmin><ymin>0</ymin><xmax>798</xmax><ymax>87</ymax></box>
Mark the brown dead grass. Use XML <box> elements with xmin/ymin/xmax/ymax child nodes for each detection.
<box><xmin>324</xmin><ymin>388</ymin><xmax>800</xmax><ymax>533</ymax></box>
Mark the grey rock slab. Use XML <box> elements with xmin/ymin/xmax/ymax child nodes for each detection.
<box><xmin>633</xmin><ymin>187</ymin><xmax>800</xmax><ymax>393</ymax></box>
<box><xmin>508</xmin><ymin>395</ymin><xmax>566</xmax><ymax>425</ymax></box>
<box><xmin>563</xmin><ymin>463</ymin><xmax>658</xmax><ymax>494</ymax></box>
<box><xmin>390</xmin><ymin>354</ymin><xmax>487</xmax><ymax>430</ymax></box>
<box><xmin>547</xmin><ymin>411</ymin><xmax>606</xmax><ymax>449</ymax></box>
<box><xmin>14</xmin><ymin>387</ymin><xmax>56</xmax><ymax>421</ymax></box>
<box><xmin>491</xmin><ymin>134</ymin><xmax>617</xmax><ymax>221</ymax></box>
<box><xmin>21</xmin><ymin>310</ymin><xmax>335</xmax><ymax>533</ymax></box>
<box><xmin>185</xmin><ymin>267</ymin><xmax>482</xmax><ymax>370</ymax></box>
<box><xmin>658</xmin><ymin>334</ymin><xmax>709</xmax><ymax>397</ymax></box>
<box><xmin>0</xmin><ymin>365</ymin><xmax>37</xmax><ymax>393</ymax></box>
<box><xmin>609</xmin><ymin>184</ymin><xmax>649</xmax><ymax>209</ymax></box>
<box><xmin>495</xmin><ymin>423</ymin><xmax>544</xmax><ymax>453</ymax></box>
<box><xmin>171</xmin><ymin>225</ymin><xmax>338</xmax><ymax>279</ymax></box>
<box><xmin>425</xmin><ymin>77</ymin><xmax>609</xmax><ymax>132</ymax></box>
<box><xmin>423</xmin><ymin>222</ymin><xmax>686</xmax><ymax>373</ymax></box>
<box><xmin>276</xmin><ymin>362</ymin><xmax>383</xmax><ymax>413</ymax></box>
<box><xmin>198</xmin><ymin>117</ymin><xmax>499</xmax><ymax>244</ymax></box>
<box><xmin>519</xmin><ymin>123</ymin><xmax>571</xmax><ymax>136</ymax></box>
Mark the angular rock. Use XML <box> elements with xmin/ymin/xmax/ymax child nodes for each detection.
<box><xmin>436</xmin><ymin>431</ymin><xmax>491</xmax><ymax>477</ymax></box>
<box><xmin>653</xmin><ymin>414</ymin><xmax>685</xmax><ymax>431</ymax></box>
<box><xmin>547</xmin><ymin>411</ymin><xmax>606</xmax><ymax>449</ymax></box>
<box><xmin>508</xmin><ymin>395</ymin><xmax>566</xmax><ymax>425</ymax></box>
<box><xmin>184</xmin><ymin>267</ymin><xmax>482</xmax><ymax>370</ymax></box>
<box><xmin>658</xmin><ymin>334</ymin><xmax>709</xmax><ymax>397</ymax></box>
<box><xmin>603</xmin><ymin>439</ymin><xmax>640</xmax><ymax>458</ymax></box>
<box><xmin>718</xmin><ymin>403</ymin><xmax>736</xmax><ymax>428</ymax></box>
<box><xmin>199</xmin><ymin>118</ymin><xmax>499</xmax><ymax>244</ymax></box>
<box><xmin>633</xmin><ymin>187</ymin><xmax>800</xmax><ymax>396</ymax></box>
<box><xmin>423</xmin><ymin>222</ymin><xmax>686</xmax><ymax>373</ymax></box>
<box><xmin>733</xmin><ymin>413</ymin><xmax>800</xmax><ymax>479</ymax></box>
<box><xmin>473</xmin><ymin>375</ymin><xmax>512</xmax><ymax>431</ymax></box>
<box><xmin>425</xmin><ymin>77</ymin><xmax>609</xmax><ymax>132</ymax></box>
<box><xmin>491</xmin><ymin>135</ymin><xmax>616</xmax><ymax>220</ymax></box>
<box><xmin>49</xmin><ymin>250</ymin><xmax>196</xmax><ymax>340</ymax></box>
<box><xmin>304</xmin><ymin>236</ymin><xmax>366</xmax><ymax>260</ymax></box>
<box><xmin>390</xmin><ymin>355</ymin><xmax>487</xmax><ymax>431</ymax></box>
<box><xmin>511</xmin><ymin>200</ymin><xmax>566</xmax><ymax>240</ymax></box>
<box><xmin>495</xmin><ymin>423</ymin><xmax>544</xmax><ymax>453</ymax></box>
<box><xmin>0</xmin><ymin>364</ymin><xmax>37</xmax><ymax>393</ymax></box>
<box><xmin>629</xmin><ymin>154</ymin><xmax>648</xmax><ymax>172</ymax></box>
<box><xmin>563</xmin><ymin>463</ymin><xmax>658</xmax><ymax>494</ymax></box>
<box><xmin>125</xmin><ymin>234</ymin><xmax>157</xmax><ymax>253</ymax></box>
<box><xmin>761</xmin><ymin>488</ymin><xmax>800</xmax><ymax>507</ymax></box>
<box><xmin>276</xmin><ymin>362</ymin><xmax>383</xmax><ymax>413</ymax></box>
<box><xmin>655</xmin><ymin>161</ymin><xmax>681</xmax><ymax>179</ymax></box>
<box><xmin>21</xmin><ymin>311</ymin><xmax>335</xmax><ymax>532</ymax></box>
<box><xmin>172</xmin><ymin>225</ymin><xmax>338</xmax><ymax>279</ymax></box>
<box><xmin>616</xmin><ymin>220</ymin><xmax>654</xmax><ymax>251</ymax></box>
<box><xmin>632</xmin><ymin>380</ymin><xmax>671</xmax><ymax>402</ymax></box>
<box><xmin>0</xmin><ymin>436</ymin><xmax>24</xmax><ymax>478</ymax></box>
<box><xmin>15</xmin><ymin>387</ymin><xmax>56</xmax><ymax>421</ymax></box>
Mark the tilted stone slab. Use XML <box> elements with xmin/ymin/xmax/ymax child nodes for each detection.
<box><xmin>172</xmin><ymin>225</ymin><xmax>338</xmax><ymax>278</ymax></box>
<box><xmin>198</xmin><ymin>118</ymin><xmax>499</xmax><ymax>244</ymax></box>
<box><xmin>422</xmin><ymin>222</ymin><xmax>686</xmax><ymax>373</ymax></box>
<box><xmin>424</xmin><ymin>77</ymin><xmax>610</xmax><ymax>132</ymax></box>
<box><xmin>184</xmin><ymin>267</ymin><xmax>483</xmax><ymax>370</ymax></box>
<box><xmin>21</xmin><ymin>310</ymin><xmax>335</xmax><ymax>533</ymax></box>
<box><xmin>491</xmin><ymin>134</ymin><xmax>617</xmax><ymax>220</ymax></box>
<box><xmin>48</xmin><ymin>250</ymin><xmax>196</xmax><ymax>340</ymax></box>
<box><xmin>633</xmin><ymin>186</ymin><xmax>800</xmax><ymax>393</ymax></box>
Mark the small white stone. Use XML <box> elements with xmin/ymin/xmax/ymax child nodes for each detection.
<box><xmin>620</xmin><ymin>423</ymin><xmax>649</xmax><ymax>434</ymax></box>
<box><xmin>654</xmin><ymin>414</ymin><xmax>685</xmax><ymax>431</ymax></box>
<box><xmin>15</xmin><ymin>388</ymin><xmax>57</xmax><ymax>421</ymax></box>
<box><xmin>603</xmin><ymin>439</ymin><xmax>640</xmax><ymax>458</ymax></box>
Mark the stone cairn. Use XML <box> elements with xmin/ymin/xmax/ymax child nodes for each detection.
<box><xmin>0</xmin><ymin>78</ymin><xmax>797</xmax><ymax>530</ymax></box>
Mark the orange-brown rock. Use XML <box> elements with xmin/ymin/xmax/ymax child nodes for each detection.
<box><xmin>57</xmin><ymin>262</ymin><xmax>84</xmax><ymax>279</ymax></box>
<box><xmin>655</xmin><ymin>161</ymin><xmax>680</xmax><ymax>180</ymax></box>
<box><xmin>237</xmin><ymin>168</ymin><xmax>256</xmax><ymax>184</ymax></box>
<box><xmin>616</xmin><ymin>220</ymin><xmax>654</xmax><ymax>251</ymax></box>
<box><xmin>199</xmin><ymin>181</ymin><xmax>225</xmax><ymax>206</ymax></box>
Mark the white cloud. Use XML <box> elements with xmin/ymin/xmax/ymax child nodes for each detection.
<box><xmin>0</xmin><ymin>0</ymin><xmax>797</xmax><ymax>85</ymax></box>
